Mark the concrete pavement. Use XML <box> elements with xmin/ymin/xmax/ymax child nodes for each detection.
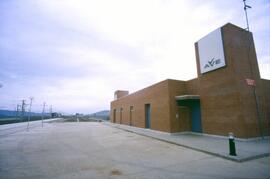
<box><xmin>0</xmin><ymin>121</ymin><xmax>270</xmax><ymax>178</ymax></box>
<box><xmin>105</xmin><ymin>122</ymin><xmax>270</xmax><ymax>162</ymax></box>
<box><xmin>0</xmin><ymin>118</ymin><xmax>61</xmax><ymax>137</ymax></box>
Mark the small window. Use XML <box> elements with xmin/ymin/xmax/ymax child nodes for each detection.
<box><xmin>120</xmin><ymin>108</ymin><xmax>123</xmax><ymax>124</ymax></box>
<box><xmin>113</xmin><ymin>109</ymin><xmax>116</xmax><ymax>123</ymax></box>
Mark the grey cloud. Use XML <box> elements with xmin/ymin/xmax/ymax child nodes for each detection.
<box><xmin>0</xmin><ymin>0</ymin><xmax>145</xmax><ymax>82</ymax></box>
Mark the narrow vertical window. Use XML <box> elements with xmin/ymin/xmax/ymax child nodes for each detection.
<box><xmin>113</xmin><ymin>109</ymin><xmax>116</xmax><ymax>123</ymax></box>
<box><xmin>120</xmin><ymin>108</ymin><xmax>123</xmax><ymax>124</ymax></box>
<box><xmin>145</xmin><ymin>104</ymin><xmax>151</xmax><ymax>129</ymax></box>
<box><xmin>129</xmin><ymin>106</ymin><xmax>134</xmax><ymax>126</ymax></box>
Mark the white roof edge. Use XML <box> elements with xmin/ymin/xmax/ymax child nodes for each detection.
<box><xmin>175</xmin><ymin>95</ymin><xmax>200</xmax><ymax>100</ymax></box>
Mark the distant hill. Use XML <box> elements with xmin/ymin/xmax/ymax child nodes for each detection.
<box><xmin>0</xmin><ymin>109</ymin><xmax>49</xmax><ymax>118</ymax></box>
<box><xmin>0</xmin><ymin>109</ymin><xmax>53</xmax><ymax>125</ymax></box>
<box><xmin>89</xmin><ymin>110</ymin><xmax>110</xmax><ymax>120</ymax></box>
<box><xmin>0</xmin><ymin>110</ymin><xmax>16</xmax><ymax>117</ymax></box>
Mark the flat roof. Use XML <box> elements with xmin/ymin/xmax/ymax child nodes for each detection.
<box><xmin>175</xmin><ymin>95</ymin><xmax>200</xmax><ymax>100</ymax></box>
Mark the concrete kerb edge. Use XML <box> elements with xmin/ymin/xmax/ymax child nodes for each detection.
<box><xmin>171</xmin><ymin>131</ymin><xmax>270</xmax><ymax>141</ymax></box>
<box><xmin>103</xmin><ymin>122</ymin><xmax>270</xmax><ymax>163</ymax></box>
<box><xmin>239</xmin><ymin>153</ymin><xmax>270</xmax><ymax>162</ymax></box>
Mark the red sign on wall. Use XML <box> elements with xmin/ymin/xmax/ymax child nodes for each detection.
<box><xmin>246</xmin><ymin>78</ymin><xmax>256</xmax><ymax>86</ymax></box>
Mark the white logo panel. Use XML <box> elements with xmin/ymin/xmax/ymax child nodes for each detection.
<box><xmin>198</xmin><ymin>28</ymin><xmax>226</xmax><ymax>74</ymax></box>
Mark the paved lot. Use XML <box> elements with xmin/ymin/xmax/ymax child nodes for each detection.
<box><xmin>0</xmin><ymin>122</ymin><xmax>270</xmax><ymax>179</ymax></box>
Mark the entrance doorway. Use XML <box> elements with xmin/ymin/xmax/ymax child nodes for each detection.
<box><xmin>190</xmin><ymin>101</ymin><xmax>202</xmax><ymax>133</ymax></box>
<box><xmin>176</xmin><ymin>96</ymin><xmax>202</xmax><ymax>133</ymax></box>
<box><xmin>145</xmin><ymin>104</ymin><xmax>151</xmax><ymax>129</ymax></box>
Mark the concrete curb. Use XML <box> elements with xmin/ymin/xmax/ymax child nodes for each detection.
<box><xmin>103</xmin><ymin>122</ymin><xmax>270</xmax><ymax>163</ymax></box>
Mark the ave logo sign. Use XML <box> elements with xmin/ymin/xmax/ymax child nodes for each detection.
<box><xmin>197</xmin><ymin>28</ymin><xmax>226</xmax><ymax>74</ymax></box>
<box><xmin>204</xmin><ymin>58</ymin><xmax>221</xmax><ymax>69</ymax></box>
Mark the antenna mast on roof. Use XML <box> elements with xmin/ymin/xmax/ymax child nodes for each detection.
<box><xmin>243</xmin><ymin>0</ymin><xmax>252</xmax><ymax>31</ymax></box>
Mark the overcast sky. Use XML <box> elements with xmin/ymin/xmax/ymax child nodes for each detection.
<box><xmin>0</xmin><ymin>0</ymin><xmax>269</xmax><ymax>114</ymax></box>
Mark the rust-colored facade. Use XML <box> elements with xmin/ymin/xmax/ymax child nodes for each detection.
<box><xmin>110</xmin><ymin>23</ymin><xmax>270</xmax><ymax>138</ymax></box>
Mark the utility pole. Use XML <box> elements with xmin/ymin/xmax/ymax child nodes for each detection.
<box><xmin>20</xmin><ymin>100</ymin><xmax>26</xmax><ymax>122</ymax></box>
<box><xmin>27</xmin><ymin>97</ymin><xmax>34</xmax><ymax>131</ymax></box>
<box><xmin>16</xmin><ymin>104</ymin><xmax>21</xmax><ymax>120</ymax></box>
<box><xmin>14</xmin><ymin>105</ymin><xmax>17</xmax><ymax>117</ymax></box>
<box><xmin>243</xmin><ymin>0</ymin><xmax>252</xmax><ymax>31</ymax></box>
<box><xmin>50</xmin><ymin>105</ymin><xmax>52</xmax><ymax>118</ymax></box>
<box><xmin>41</xmin><ymin>102</ymin><xmax>46</xmax><ymax>127</ymax></box>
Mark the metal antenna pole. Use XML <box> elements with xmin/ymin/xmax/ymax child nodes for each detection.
<box><xmin>21</xmin><ymin>100</ymin><xmax>26</xmax><ymax>122</ymax></box>
<box><xmin>42</xmin><ymin>102</ymin><xmax>46</xmax><ymax>127</ymax></box>
<box><xmin>243</xmin><ymin>0</ymin><xmax>252</xmax><ymax>31</ymax></box>
<box><xmin>27</xmin><ymin>97</ymin><xmax>34</xmax><ymax>131</ymax></box>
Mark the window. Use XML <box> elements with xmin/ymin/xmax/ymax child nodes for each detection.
<box><xmin>120</xmin><ymin>108</ymin><xmax>123</xmax><ymax>124</ymax></box>
<box><xmin>129</xmin><ymin>106</ymin><xmax>134</xmax><ymax>126</ymax></box>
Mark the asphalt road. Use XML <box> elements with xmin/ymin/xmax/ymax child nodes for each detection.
<box><xmin>0</xmin><ymin>122</ymin><xmax>270</xmax><ymax>179</ymax></box>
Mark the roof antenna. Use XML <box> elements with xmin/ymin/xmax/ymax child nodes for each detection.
<box><xmin>243</xmin><ymin>0</ymin><xmax>252</xmax><ymax>31</ymax></box>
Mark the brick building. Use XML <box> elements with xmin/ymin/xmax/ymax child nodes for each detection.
<box><xmin>110</xmin><ymin>23</ymin><xmax>270</xmax><ymax>139</ymax></box>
